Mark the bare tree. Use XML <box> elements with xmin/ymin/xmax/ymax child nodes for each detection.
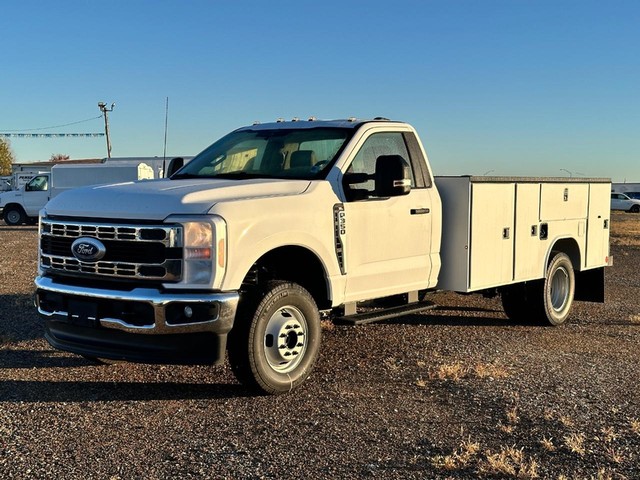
<box><xmin>50</xmin><ymin>153</ymin><xmax>71</xmax><ymax>162</ymax></box>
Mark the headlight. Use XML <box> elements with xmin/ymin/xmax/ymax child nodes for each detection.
<box><xmin>165</xmin><ymin>216</ymin><xmax>227</xmax><ymax>289</ymax></box>
<box><xmin>183</xmin><ymin>221</ymin><xmax>213</xmax><ymax>285</ymax></box>
<box><xmin>184</xmin><ymin>222</ymin><xmax>213</xmax><ymax>260</ymax></box>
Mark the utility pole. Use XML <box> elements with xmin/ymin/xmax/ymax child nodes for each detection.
<box><xmin>98</xmin><ymin>102</ymin><xmax>115</xmax><ymax>158</ymax></box>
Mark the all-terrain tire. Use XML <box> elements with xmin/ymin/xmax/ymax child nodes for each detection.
<box><xmin>228</xmin><ymin>281</ymin><xmax>321</xmax><ymax>394</ymax></box>
<box><xmin>501</xmin><ymin>252</ymin><xmax>575</xmax><ymax>326</ymax></box>
<box><xmin>540</xmin><ymin>252</ymin><xmax>575</xmax><ymax>325</ymax></box>
<box><xmin>500</xmin><ymin>282</ymin><xmax>530</xmax><ymax>321</ymax></box>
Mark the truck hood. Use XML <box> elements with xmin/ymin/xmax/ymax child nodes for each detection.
<box><xmin>44</xmin><ymin>178</ymin><xmax>311</xmax><ymax>220</ymax></box>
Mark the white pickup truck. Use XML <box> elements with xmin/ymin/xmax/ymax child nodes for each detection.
<box><xmin>34</xmin><ymin>118</ymin><xmax>612</xmax><ymax>394</ymax></box>
<box><xmin>1</xmin><ymin>163</ymin><xmax>155</xmax><ymax>225</ymax></box>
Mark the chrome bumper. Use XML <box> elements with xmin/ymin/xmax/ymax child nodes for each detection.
<box><xmin>35</xmin><ymin>275</ymin><xmax>239</xmax><ymax>335</ymax></box>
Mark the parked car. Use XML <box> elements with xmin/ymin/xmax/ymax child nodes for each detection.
<box><xmin>625</xmin><ymin>191</ymin><xmax>640</xmax><ymax>200</ymax></box>
<box><xmin>611</xmin><ymin>192</ymin><xmax>640</xmax><ymax>213</ymax></box>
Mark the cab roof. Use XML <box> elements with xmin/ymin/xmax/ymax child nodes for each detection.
<box><xmin>236</xmin><ymin>117</ymin><xmax>403</xmax><ymax>132</ymax></box>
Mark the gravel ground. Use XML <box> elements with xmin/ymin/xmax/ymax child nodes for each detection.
<box><xmin>1</xmin><ymin>213</ymin><xmax>639</xmax><ymax>479</ymax></box>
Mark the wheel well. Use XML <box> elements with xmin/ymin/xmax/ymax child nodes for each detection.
<box><xmin>3</xmin><ymin>203</ymin><xmax>25</xmax><ymax>214</ymax></box>
<box><xmin>550</xmin><ymin>238</ymin><xmax>581</xmax><ymax>271</ymax></box>
<box><xmin>242</xmin><ymin>246</ymin><xmax>331</xmax><ymax>309</ymax></box>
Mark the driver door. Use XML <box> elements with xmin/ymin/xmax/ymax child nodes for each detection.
<box><xmin>23</xmin><ymin>175</ymin><xmax>50</xmax><ymax>216</ymax></box>
<box><xmin>341</xmin><ymin>131</ymin><xmax>434</xmax><ymax>302</ymax></box>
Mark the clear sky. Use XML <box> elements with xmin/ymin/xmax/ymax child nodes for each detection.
<box><xmin>1</xmin><ymin>0</ymin><xmax>638</xmax><ymax>181</ymax></box>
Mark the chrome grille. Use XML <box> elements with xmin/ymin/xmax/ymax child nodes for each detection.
<box><xmin>40</xmin><ymin>219</ymin><xmax>183</xmax><ymax>282</ymax></box>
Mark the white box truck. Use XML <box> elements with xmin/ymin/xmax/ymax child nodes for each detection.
<box><xmin>34</xmin><ymin>118</ymin><xmax>612</xmax><ymax>394</ymax></box>
<box><xmin>1</xmin><ymin>162</ymin><xmax>154</xmax><ymax>225</ymax></box>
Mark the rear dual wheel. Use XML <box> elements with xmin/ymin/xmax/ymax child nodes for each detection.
<box><xmin>501</xmin><ymin>252</ymin><xmax>575</xmax><ymax>326</ymax></box>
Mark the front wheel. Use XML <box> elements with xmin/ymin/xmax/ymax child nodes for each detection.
<box><xmin>4</xmin><ymin>206</ymin><xmax>26</xmax><ymax>226</ymax></box>
<box><xmin>228</xmin><ymin>281</ymin><xmax>321</xmax><ymax>394</ymax></box>
<box><xmin>630</xmin><ymin>205</ymin><xmax>640</xmax><ymax>213</ymax></box>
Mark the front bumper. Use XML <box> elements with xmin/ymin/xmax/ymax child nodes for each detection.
<box><xmin>35</xmin><ymin>276</ymin><xmax>240</xmax><ymax>365</ymax></box>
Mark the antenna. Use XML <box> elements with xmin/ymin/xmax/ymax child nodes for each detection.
<box><xmin>162</xmin><ymin>97</ymin><xmax>169</xmax><ymax>177</ymax></box>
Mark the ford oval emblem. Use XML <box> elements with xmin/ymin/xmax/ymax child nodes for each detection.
<box><xmin>71</xmin><ymin>237</ymin><xmax>106</xmax><ymax>262</ymax></box>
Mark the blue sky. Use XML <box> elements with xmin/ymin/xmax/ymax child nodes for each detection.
<box><xmin>1</xmin><ymin>1</ymin><xmax>638</xmax><ymax>181</ymax></box>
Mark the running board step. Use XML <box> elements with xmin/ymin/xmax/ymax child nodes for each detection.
<box><xmin>334</xmin><ymin>301</ymin><xmax>437</xmax><ymax>326</ymax></box>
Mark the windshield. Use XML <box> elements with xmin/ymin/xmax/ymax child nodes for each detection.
<box><xmin>172</xmin><ymin>127</ymin><xmax>352</xmax><ymax>180</ymax></box>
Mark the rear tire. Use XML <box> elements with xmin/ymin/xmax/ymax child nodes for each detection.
<box><xmin>541</xmin><ymin>252</ymin><xmax>575</xmax><ymax>325</ymax></box>
<box><xmin>500</xmin><ymin>282</ymin><xmax>530</xmax><ymax>321</ymax></box>
<box><xmin>4</xmin><ymin>206</ymin><xmax>26</xmax><ymax>226</ymax></box>
<box><xmin>501</xmin><ymin>252</ymin><xmax>575</xmax><ymax>326</ymax></box>
<box><xmin>228</xmin><ymin>281</ymin><xmax>321</xmax><ymax>394</ymax></box>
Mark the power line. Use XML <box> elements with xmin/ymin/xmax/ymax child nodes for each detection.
<box><xmin>0</xmin><ymin>133</ymin><xmax>104</xmax><ymax>138</ymax></box>
<box><xmin>0</xmin><ymin>115</ymin><xmax>103</xmax><ymax>132</ymax></box>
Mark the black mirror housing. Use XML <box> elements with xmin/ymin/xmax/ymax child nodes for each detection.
<box><xmin>167</xmin><ymin>157</ymin><xmax>185</xmax><ymax>178</ymax></box>
<box><xmin>375</xmin><ymin>155</ymin><xmax>411</xmax><ymax>197</ymax></box>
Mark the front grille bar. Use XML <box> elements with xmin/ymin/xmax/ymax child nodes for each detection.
<box><xmin>40</xmin><ymin>219</ymin><xmax>183</xmax><ymax>282</ymax></box>
<box><xmin>41</xmin><ymin>219</ymin><xmax>182</xmax><ymax>247</ymax></box>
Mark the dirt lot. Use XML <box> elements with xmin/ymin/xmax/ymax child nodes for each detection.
<box><xmin>1</xmin><ymin>213</ymin><xmax>639</xmax><ymax>479</ymax></box>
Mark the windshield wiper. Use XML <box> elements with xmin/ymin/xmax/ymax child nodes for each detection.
<box><xmin>170</xmin><ymin>173</ymin><xmax>201</xmax><ymax>180</ymax></box>
<box><xmin>212</xmin><ymin>171</ymin><xmax>271</xmax><ymax>179</ymax></box>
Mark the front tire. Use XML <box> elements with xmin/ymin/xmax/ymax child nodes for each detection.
<box><xmin>4</xmin><ymin>206</ymin><xmax>26</xmax><ymax>226</ymax></box>
<box><xmin>630</xmin><ymin>205</ymin><xmax>640</xmax><ymax>213</ymax></box>
<box><xmin>228</xmin><ymin>281</ymin><xmax>321</xmax><ymax>394</ymax></box>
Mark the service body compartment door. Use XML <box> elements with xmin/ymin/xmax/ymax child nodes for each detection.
<box><xmin>540</xmin><ymin>183</ymin><xmax>589</xmax><ymax>220</ymax></box>
<box><xmin>513</xmin><ymin>183</ymin><xmax>545</xmax><ymax>281</ymax></box>
<box><xmin>586</xmin><ymin>183</ymin><xmax>611</xmax><ymax>268</ymax></box>
<box><xmin>469</xmin><ymin>183</ymin><xmax>515</xmax><ymax>290</ymax></box>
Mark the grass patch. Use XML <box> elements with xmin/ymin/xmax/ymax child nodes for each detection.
<box><xmin>320</xmin><ymin>319</ymin><xmax>335</xmax><ymax>331</ymax></box>
<box><xmin>540</xmin><ymin>436</ymin><xmax>555</xmax><ymax>452</ymax></box>
<box><xmin>563</xmin><ymin>432</ymin><xmax>586</xmax><ymax>456</ymax></box>
<box><xmin>477</xmin><ymin>446</ymin><xmax>539</xmax><ymax>478</ymax></box>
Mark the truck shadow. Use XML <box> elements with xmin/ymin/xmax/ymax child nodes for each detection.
<box><xmin>0</xmin><ymin>349</ymin><xmax>252</xmax><ymax>401</ymax></box>
<box><xmin>0</xmin><ymin>379</ymin><xmax>250</xmax><ymax>402</ymax></box>
<box><xmin>0</xmin><ymin>294</ymin><xmax>43</xmax><ymax>343</ymax></box>
<box><xmin>379</xmin><ymin>307</ymin><xmax>525</xmax><ymax>327</ymax></box>
<box><xmin>0</xmin><ymin>225</ymin><xmax>38</xmax><ymax>232</ymax></box>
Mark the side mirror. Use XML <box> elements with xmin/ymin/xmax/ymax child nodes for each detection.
<box><xmin>166</xmin><ymin>157</ymin><xmax>184</xmax><ymax>178</ymax></box>
<box><xmin>375</xmin><ymin>155</ymin><xmax>411</xmax><ymax>197</ymax></box>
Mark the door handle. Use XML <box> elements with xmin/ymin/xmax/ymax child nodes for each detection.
<box><xmin>410</xmin><ymin>208</ymin><xmax>430</xmax><ymax>215</ymax></box>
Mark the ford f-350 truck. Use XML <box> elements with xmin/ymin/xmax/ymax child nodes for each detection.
<box><xmin>34</xmin><ymin>118</ymin><xmax>612</xmax><ymax>394</ymax></box>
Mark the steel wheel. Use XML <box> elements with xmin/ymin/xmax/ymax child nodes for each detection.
<box><xmin>4</xmin><ymin>207</ymin><xmax>25</xmax><ymax>226</ymax></box>
<box><xmin>263</xmin><ymin>305</ymin><xmax>308</xmax><ymax>374</ymax></box>
<box><xmin>228</xmin><ymin>281</ymin><xmax>321</xmax><ymax>394</ymax></box>
<box><xmin>549</xmin><ymin>265</ymin><xmax>570</xmax><ymax>313</ymax></box>
<box><xmin>541</xmin><ymin>252</ymin><xmax>575</xmax><ymax>326</ymax></box>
